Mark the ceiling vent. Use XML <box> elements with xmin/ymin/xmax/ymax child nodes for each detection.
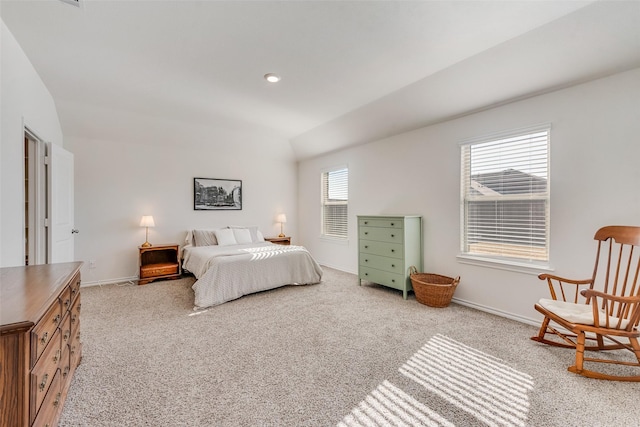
<box><xmin>59</xmin><ymin>0</ymin><xmax>81</xmax><ymax>7</ymax></box>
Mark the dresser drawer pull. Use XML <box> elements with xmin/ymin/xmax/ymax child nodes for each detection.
<box><xmin>364</xmin><ymin>259</ymin><xmax>368</xmax><ymax>262</ymax></box>
<box><xmin>365</xmin><ymin>273</ymin><xmax>368</xmax><ymax>276</ymax></box>
<box><xmin>71</xmin><ymin>345</ymin><xmax>77</xmax><ymax>356</ymax></box>
<box><xmin>53</xmin><ymin>349</ymin><xmax>61</xmax><ymax>363</ymax></box>
<box><xmin>71</xmin><ymin>314</ymin><xmax>78</xmax><ymax>324</ymax></box>
<box><xmin>390</xmin><ymin>223</ymin><xmax>394</xmax><ymax>226</ymax></box>
<box><xmin>53</xmin><ymin>392</ymin><xmax>62</xmax><ymax>407</ymax></box>
<box><xmin>63</xmin><ymin>329</ymin><xmax>70</xmax><ymax>341</ymax></box>
<box><xmin>364</xmin><ymin>232</ymin><xmax>368</xmax><ymax>235</ymax></box>
<box><xmin>63</xmin><ymin>366</ymin><xmax>70</xmax><ymax>378</ymax></box>
<box><xmin>64</xmin><ymin>298</ymin><xmax>71</xmax><ymax>308</ymax></box>
<box><xmin>391</xmin><ymin>234</ymin><xmax>395</xmax><ymax>238</ymax></box>
<box><xmin>391</xmin><ymin>264</ymin><xmax>395</xmax><ymax>268</ymax></box>
<box><xmin>40</xmin><ymin>332</ymin><xmax>49</xmax><ymax>345</ymax></box>
<box><xmin>39</xmin><ymin>374</ymin><xmax>49</xmax><ymax>391</ymax></box>
<box><xmin>364</xmin><ymin>245</ymin><xmax>369</xmax><ymax>249</ymax></box>
<box><xmin>78</xmin><ymin>303</ymin><xmax>82</xmax><ymax>312</ymax></box>
<box><xmin>391</xmin><ymin>279</ymin><xmax>396</xmax><ymax>283</ymax></box>
<box><xmin>53</xmin><ymin>314</ymin><xmax>61</xmax><ymax>325</ymax></box>
<box><xmin>391</xmin><ymin>249</ymin><xmax>395</xmax><ymax>253</ymax></box>
<box><xmin>364</xmin><ymin>221</ymin><xmax>368</xmax><ymax>224</ymax></box>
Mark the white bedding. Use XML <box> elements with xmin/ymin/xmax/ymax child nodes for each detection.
<box><xmin>182</xmin><ymin>242</ymin><xmax>323</xmax><ymax>308</ymax></box>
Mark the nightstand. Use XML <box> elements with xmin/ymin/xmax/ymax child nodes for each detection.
<box><xmin>138</xmin><ymin>244</ymin><xmax>181</xmax><ymax>285</ymax></box>
<box><xmin>264</xmin><ymin>236</ymin><xmax>291</xmax><ymax>246</ymax></box>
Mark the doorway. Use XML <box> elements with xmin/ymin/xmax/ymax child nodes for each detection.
<box><xmin>24</xmin><ymin>128</ymin><xmax>48</xmax><ymax>265</ymax></box>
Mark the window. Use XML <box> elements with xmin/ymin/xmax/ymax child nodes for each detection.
<box><xmin>321</xmin><ymin>167</ymin><xmax>348</xmax><ymax>238</ymax></box>
<box><xmin>460</xmin><ymin>125</ymin><xmax>550</xmax><ymax>264</ymax></box>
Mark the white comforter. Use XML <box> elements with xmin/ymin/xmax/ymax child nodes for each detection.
<box><xmin>182</xmin><ymin>242</ymin><xmax>323</xmax><ymax>308</ymax></box>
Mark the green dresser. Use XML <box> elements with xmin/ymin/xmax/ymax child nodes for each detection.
<box><xmin>358</xmin><ymin>215</ymin><xmax>423</xmax><ymax>299</ymax></box>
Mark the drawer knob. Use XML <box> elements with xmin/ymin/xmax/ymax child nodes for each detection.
<box><xmin>53</xmin><ymin>392</ymin><xmax>61</xmax><ymax>407</ymax></box>
<box><xmin>365</xmin><ymin>273</ymin><xmax>368</xmax><ymax>276</ymax></box>
<box><xmin>364</xmin><ymin>221</ymin><xmax>368</xmax><ymax>224</ymax></box>
<box><xmin>40</xmin><ymin>332</ymin><xmax>48</xmax><ymax>345</ymax></box>
<box><xmin>64</xmin><ymin>299</ymin><xmax>70</xmax><ymax>308</ymax></box>
<box><xmin>391</xmin><ymin>264</ymin><xmax>395</xmax><ymax>268</ymax></box>
<box><xmin>391</xmin><ymin>223</ymin><xmax>394</xmax><ymax>226</ymax></box>
<box><xmin>364</xmin><ymin>232</ymin><xmax>368</xmax><ymax>235</ymax></box>
<box><xmin>365</xmin><ymin>259</ymin><xmax>368</xmax><ymax>262</ymax></box>
<box><xmin>39</xmin><ymin>374</ymin><xmax>48</xmax><ymax>391</ymax></box>
<box><xmin>53</xmin><ymin>349</ymin><xmax>61</xmax><ymax>363</ymax></box>
<box><xmin>392</xmin><ymin>279</ymin><xmax>395</xmax><ymax>283</ymax></box>
<box><xmin>63</xmin><ymin>366</ymin><xmax>70</xmax><ymax>378</ymax></box>
<box><xmin>64</xmin><ymin>330</ymin><xmax>70</xmax><ymax>341</ymax></box>
<box><xmin>391</xmin><ymin>234</ymin><xmax>395</xmax><ymax>238</ymax></box>
<box><xmin>364</xmin><ymin>245</ymin><xmax>369</xmax><ymax>249</ymax></box>
<box><xmin>71</xmin><ymin>314</ymin><xmax>78</xmax><ymax>324</ymax></box>
<box><xmin>391</xmin><ymin>249</ymin><xmax>395</xmax><ymax>253</ymax></box>
<box><xmin>53</xmin><ymin>314</ymin><xmax>61</xmax><ymax>324</ymax></box>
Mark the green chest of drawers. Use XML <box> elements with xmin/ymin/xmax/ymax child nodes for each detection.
<box><xmin>358</xmin><ymin>215</ymin><xmax>423</xmax><ymax>299</ymax></box>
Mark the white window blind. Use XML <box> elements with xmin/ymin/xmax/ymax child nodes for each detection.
<box><xmin>460</xmin><ymin>125</ymin><xmax>550</xmax><ymax>262</ymax></box>
<box><xmin>322</xmin><ymin>167</ymin><xmax>348</xmax><ymax>238</ymax></box>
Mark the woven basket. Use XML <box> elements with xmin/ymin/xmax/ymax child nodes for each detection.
<box><xmin>409</xmin><ymin>266</ymin><xmax>460</xmax><ymax>308</ymax></box>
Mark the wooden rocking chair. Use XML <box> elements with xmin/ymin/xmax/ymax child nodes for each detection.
<box><xmin>531</xmin><ymin>225</ymin><xmax>640</xmax><ymax>381</ymax></box>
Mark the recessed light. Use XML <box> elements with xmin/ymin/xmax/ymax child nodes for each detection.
<box><xmin>264</xmin><ymin>73</ymin><xmax>281</xmax><ymax>83</ymax></box>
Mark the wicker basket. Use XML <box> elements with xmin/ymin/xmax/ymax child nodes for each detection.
<box><xmin>409</xmin><ymin>266</ymin><xmax>460</xmax><ymax>308</ymax></box>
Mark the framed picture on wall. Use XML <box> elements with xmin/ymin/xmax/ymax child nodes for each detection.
<box><xmin>194</xmin><ymin>178</ymin><xmax>242</xmax><ymax>210</ymax></box>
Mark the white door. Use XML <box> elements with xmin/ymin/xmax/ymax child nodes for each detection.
<box><xmin>49</xmin><ymin>143</ymin><xmax>75</xmax><ymax>263</ymax></box>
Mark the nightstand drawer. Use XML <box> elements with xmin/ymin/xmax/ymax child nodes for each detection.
<box><xmin>359</xmin><ymin>226</ymin><xmax>404</xmax><ymax>244</ymax></box>
<box><xmin>360</xmin><ymin>253</ymin><xmax>404</xmax><ymax>274</ymax></box>
<box><xmin>140</xmin><ymin>263</ymin><xmax>179</xmax><ymax>278</ymax></box>
<box><xmin>359</xmin><ymin>266</ymin><xmax>408</xmax><ymax>291</ymax></box>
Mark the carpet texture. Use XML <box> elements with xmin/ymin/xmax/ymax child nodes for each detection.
<box><xmin>59</xmin><ymin>267</ymin><xmax>639</xmax><ymax>426</ymax></box>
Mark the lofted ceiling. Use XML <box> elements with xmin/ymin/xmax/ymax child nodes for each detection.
<box><xmin>1</xmin><ymin>1</ymin><xmax>639</xmax><ymax>159</ymax></box>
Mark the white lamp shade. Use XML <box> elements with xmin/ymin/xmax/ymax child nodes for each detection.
<box><xmin>140</xmin><ymin>215</ymin><xmax>155</xmax><ymax>227</ymax></box>
<box><xmin>277</xmin><ymin>214</ymin><xmax>287</xmax><ymax>223</ymax></box>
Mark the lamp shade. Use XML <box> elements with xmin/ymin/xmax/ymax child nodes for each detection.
<box><xmin>277</xmin><ymin>213</ymin><xmax>287</xmax><ymax>224</ymax></box>
<box><xmin>140</xmin><ymin>215</ymin><xmax>155</xmax><ymax>227</ymax></box>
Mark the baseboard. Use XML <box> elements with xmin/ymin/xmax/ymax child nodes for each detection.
<box><xmin>319</xmin><ymin>263</ymin><xmax>357</xmax><ymax>275</ymax></box>
<box><xmin>451</xmin><ymin>297</ymin><xmax>539</xmax><ymax>327</ymax></box>
<box><xmin>81</xmin><ymin>276</ymin><xmax>139</xmax><ymax>287</ymax></box>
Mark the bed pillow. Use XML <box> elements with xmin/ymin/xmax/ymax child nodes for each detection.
<box><xmin>215</xmin><ymin>228</ymin><xmax>237</xmax><ymax>246</ymax></box>
<box><xmin>232</xmin><ymin>228</ymin><xmax>253</xmax><ymax>244</ymax></box>
<box><xmin>193</xmin><ymin>229</ymin><xmax>219</xmax><ymax>246</ymax></box>
<box><xmin>229</xmin><ymin>225</ymin><xmax>263</xmax><ymax>243</ymax></box>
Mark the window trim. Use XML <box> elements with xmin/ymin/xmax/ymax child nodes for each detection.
<box><xmin>321</xmin><ymin>165</ymin><xmax>349</xmax><ymax>240</ymax></box>
<box><xmin>459</xmin><ymin>123</ymin><xmax>552</xmax><ymax>271</ymax></box>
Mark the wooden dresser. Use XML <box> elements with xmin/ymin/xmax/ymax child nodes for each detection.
<box><xmin>0</xmin><ymin>262</ymin><xmax>83</xmax><ymax>427</ymax></box>
<box><xmin>358</xmin><ymin>215</ymin><xmax>423</xmax><ymax>299</ymax></box>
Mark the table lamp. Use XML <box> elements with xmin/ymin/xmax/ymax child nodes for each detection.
<box><xmin>140</xmin><ymin>215</ymin><xmax>155</xmax><ymax>247</ymax></box>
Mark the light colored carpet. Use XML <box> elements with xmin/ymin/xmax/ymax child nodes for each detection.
<box><xmin>59</xmin><ymin>267</ymin><xmax>639</xmax><ymax>426</ymax></box>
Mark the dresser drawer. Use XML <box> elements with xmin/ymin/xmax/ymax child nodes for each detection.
<box><xmin>359</xmin><ymin>239</ymin><xmax>404</xmax><ymax>259</ymax></box>
<box><xmin>59</xmin><ymin>286</ymin><xmax>72</xmax><ymax>313</ymax></box>
<box><xmin>360</xmin><ymin>253</ymin><xmax>404</xmax><ymax>274</ymax></box>
<box><xmin>359</xmin><ymin>218</ymin><xmax>404</xmax><ymax>229</ymax></box>
<box><xmin>359</xmin><ymin>266</ymin><xmax>408</xmax><ymax>291</ymax></box>
<box><xmin>359</xmin><ymin>226</ymin><xmax>404</xmax><ymax>244</ymax></box>
<box><xmin>31</xmin><ymin>330</ymin><xmax>62</xmax><ymax>422</ymax></box>
<box><xmin>140</xmin><ymin>263</ymin><xmax>179</xmax><ymax>279</ymax></box>
<box><xmin>31</xmin><ymin>300</ymin><xmax>62</xmax><ymax>367</ymax></box>
<box><xmin>31</xmin><ymin>369</ymin><xmax>62</xmax><ymax>427</ymax></box>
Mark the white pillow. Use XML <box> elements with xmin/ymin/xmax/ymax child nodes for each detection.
<box><xmin>232</xmin><ymin>228</ymin><xmax>252</xmax><ymax>244</ymax></box>
<box><xmin>256</xmin><ymin>230</ymin><xmax>265</xmax><ymax>242</ymax></box>
<box><xmin>215</xmin><ymin>228</ymin><xmax>237</xmax><ymax>246</ymax></box>
<box><xmin>229</xmin><ymin>225</ymin><xmax>262</xmax><ymax>243</ymax></box>
<box><xmin>193</xmin><ymin>229</ymin><xmax>219</xmax><ymax>246</ymax></box>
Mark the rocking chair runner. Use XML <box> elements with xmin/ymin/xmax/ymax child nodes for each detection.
<box><xmin>531</xmin><ymin>225</ymin><xmax>640</xmax><ymax>381</ymax></box>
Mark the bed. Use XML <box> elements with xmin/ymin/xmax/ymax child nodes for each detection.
<box><xmin>182</xmin><ymin>227</ymin><xmax>323</xmax><ymax>308</ymax></box>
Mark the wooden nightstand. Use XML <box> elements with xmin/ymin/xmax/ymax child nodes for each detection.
<box><xmin>264</xmin><ymin>236</ymin><xmax>291</xmax><ymax>246</ymax></box>
<box><xmin>138</xmin><ymin>244</ymin><xmax>181</xmax><ymax>285</ymax></box>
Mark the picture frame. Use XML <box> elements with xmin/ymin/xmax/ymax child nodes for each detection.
<box><xmin>194</xmin><ymin>177</ymin><xmax>242</xmax><ymax>210</ymax></box>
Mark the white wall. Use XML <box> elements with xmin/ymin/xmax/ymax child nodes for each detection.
<box><xmin>0</xmin><ymin>19</ymin><xmax>64</xmax><ymax>267</ymax></box>
<box><xmin>298</xmin><ymin>68</ymin><xmax>640</xmax><ymax>324</ymax></box>
<box><xmin>64</xmin><ymin>104</ymin><xmax>298</xmax><ymax>285</ymax></box>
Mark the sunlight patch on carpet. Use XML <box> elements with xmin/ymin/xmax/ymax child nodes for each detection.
<box><xmin>400</xmin><ymin>334</ymin><xmax>534</xmax><ymax>427</ymax></box>
<box><xmin>338</xmin><ymin>380</ymin><xmax>454</xmax><ymax>427</ymax></box>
